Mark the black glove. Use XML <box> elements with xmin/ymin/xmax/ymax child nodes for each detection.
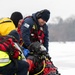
<box><xmin>28</xmin><ymin>41</ymin><xmax>41</xmax><ymax>52</ymax></box>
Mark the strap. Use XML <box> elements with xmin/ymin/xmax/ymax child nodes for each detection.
<box><xmin>34</xmin><ymin>60</ymin><xmax>46</xmax><ymax>75</ymax></box>
<box><xmin>0</xmin><ymin>58</ymin><xmax>10</xmax><ymax>63</ymax></box>
<box><xmin>0</xmin><ymin>20</ymin><xmax>12</xmax><ymax>24</ymax></box>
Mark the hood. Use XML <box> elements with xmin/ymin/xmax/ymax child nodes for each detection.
<box><xmin>32</xmin><ymin>13</ymin><xmax>39</xmax><ymax>26</ymax></box>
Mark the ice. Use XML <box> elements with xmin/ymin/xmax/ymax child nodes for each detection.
<box><xmin>49</xmin><ymin>42</ymin><xmax>75</xmax><ymax>75</ymax></box>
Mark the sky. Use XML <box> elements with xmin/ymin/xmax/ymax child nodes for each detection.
<box><xmin>0</xmin><ymin>0</ymin><xmax>75</xmax><ymax>23</ymax></box>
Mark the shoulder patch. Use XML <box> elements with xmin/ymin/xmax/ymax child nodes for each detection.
<box><xmin>24</xmin><ymin>23</ymin><xmax>30</xmax><ymax>28</ymax></box>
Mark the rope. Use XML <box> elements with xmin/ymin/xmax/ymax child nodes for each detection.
<box><xmin>34</xmin><ymin>60</ymin><xmax>46</xmax><ymax>75</ymax></box>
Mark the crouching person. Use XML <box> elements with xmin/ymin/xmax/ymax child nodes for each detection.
<box><xmin>0</xmin><ymin>30</ymin><xmax>29</xmax><ymax>75</ymax></box>
<box><xmin>26</xmin><ymin>42</ymin><xmax>60</xmax><ymax>75</ymax></box>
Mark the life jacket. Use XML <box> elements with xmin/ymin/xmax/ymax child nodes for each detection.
<box><xmin>30</xmin><ymin>24</ymin><xmax>45</xmax><ymax>44</ymax></box>
<box><xmin>0</xmin><ymin>18</ymin><xmax>16</xmax><ymax>36</ymax></box>
<box><xmin>0</xmin><ymin>36</ymin><xmax>21</xmax><ymax>67</ymax></box>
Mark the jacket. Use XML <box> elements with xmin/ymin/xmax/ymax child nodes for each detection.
<box><xmin>0</xmin><ymin>18</ymin><xmax>16</xmax><ymax>36</ymax></box>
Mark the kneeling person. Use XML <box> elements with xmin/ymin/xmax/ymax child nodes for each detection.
<box><xmin>0</xmin><ymin>30</ymin><xmax>29</xmax><ymax>75</ymax></box>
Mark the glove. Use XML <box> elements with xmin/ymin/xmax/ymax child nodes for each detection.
<box><xmin>39</xmin><ymin>45</ymin><xmax>51</xmax><ymax>60</ymax></box>
<box><xmin>23</xmin><ymin>48</ymin><xmax>30</xmax><ymax>57</ymax></box>
<box><xmin>40</xmin><ymin>45</ymin><xmax>46</xmax><ymax>51</ymax></box>
<box><xmin>28</xmin><ymin>41</ymin><xmax>41</xmax><ymax>52</ymax></box>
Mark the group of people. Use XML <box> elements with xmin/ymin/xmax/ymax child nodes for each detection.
<box><xmin>0</xmin><ymin>9</ymin><xmax>60</xmax><ymax>75</ymax></box>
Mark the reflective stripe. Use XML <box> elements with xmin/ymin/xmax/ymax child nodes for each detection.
<box><xmin>14</xmin><ymin>43</ymin><xmax>26</xmax><ymax>61</ymax></box>
<box><xmin>0</xmin><ymin>58</ymin><xmax>10</xmax><ymax>63</ymax></box>
<box><xmin>0</xmin><ymin>60</ymin><xmax>11</xmax><ymax>67</ymax></box>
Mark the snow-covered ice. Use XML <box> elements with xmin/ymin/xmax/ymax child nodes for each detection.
<box><xmin>49</xmin><ymin>42</ymin><xmax>75</xmax><ymax>75</ymax></box>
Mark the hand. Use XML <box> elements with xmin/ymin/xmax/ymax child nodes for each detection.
<box><xmin>23</xmin><ymin>48</ymin><xmax>30</xmax><ymax>57</ymax></box>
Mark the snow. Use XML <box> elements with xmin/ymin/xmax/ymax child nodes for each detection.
<box><xmin>49</xmin><ymin>42</ymin><xmax>75</xmax><ymax>75</ymax></box>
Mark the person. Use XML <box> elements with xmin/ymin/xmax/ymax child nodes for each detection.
<box><xmin>17</xmin><ymin>10</ymin><xmax>60</xmax><ymax>75</ymax></box>
<box><xmin>20</xmin><ymin>9</ymin><xmax>50</xmax><ymax>52</ymax></box>
<box><xmin>0</xmin><ymin>30</ymin><xmax>29</xmax><ymax>75</ymax></box>
<box><xmin>0</xmin><ymin>11</ymin><xmax>23</xmax><ymax>36</ymax></box>
<box><xmin>26</xmin><ymin>41</ymin><xmax>60</xmax><ymax>75</ymax></box>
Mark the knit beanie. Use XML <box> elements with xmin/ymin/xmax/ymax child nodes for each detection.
<box><xmin>36</xmin><ymin>9</ymin><xmax>50</xmax><ymax>22</ymax></box>
<box><xmin>10</xmin><ymin>11</ymin><xmax>23</xmax><ymax>27</ymax></box>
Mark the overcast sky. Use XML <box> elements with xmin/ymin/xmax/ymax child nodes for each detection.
<box><xmin>0</xmin><ymin>0</ymin><xmax>75</xmax><ymax>23</ymax></box>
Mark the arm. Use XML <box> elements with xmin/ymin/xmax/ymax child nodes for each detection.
<box><xmin>43</xmin><ymin>25</ymin><xmax>49</xmax><ymax>52</ymax></box>
<box><xmin>21</xmin><ymin>18</ymin><xmax>33</xmax><ymax>47</ymax></box>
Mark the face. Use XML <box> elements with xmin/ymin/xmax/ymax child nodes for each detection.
<box><xmin>18</xmin><ymin>19</ymin><xmax>24</xmax><ymax>27</ymax></box>
<box><xmin>38</xmin><ymin>18</ymin><xmax>46</xmax><ymax>26</ymax></box>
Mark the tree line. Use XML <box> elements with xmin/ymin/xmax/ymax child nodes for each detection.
<box><xmin>48</xmin><ymin>16</ymin><xmax>75</xmax><ymax>42</ymax></box>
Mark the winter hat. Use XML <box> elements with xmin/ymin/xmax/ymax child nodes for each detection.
<box><xmin>36</xmin><ymin>9</ymin><xmax>50</xmax><ymax>22</ymax></box>
<box><xmin>10</xmin><ymin>11</ymin><xmax>23</xmax><ymax>27</ymax></box>
<box><xmin>8</xmin><ymin>30</ymin><xmax>20</xmax><ymax>42</ymax></box>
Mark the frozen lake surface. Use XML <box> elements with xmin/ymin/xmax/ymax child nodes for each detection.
<box><xmin>49</xmin><ymin>42</ymin><xmax>75</xmax><ymax>75</ymax></box>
